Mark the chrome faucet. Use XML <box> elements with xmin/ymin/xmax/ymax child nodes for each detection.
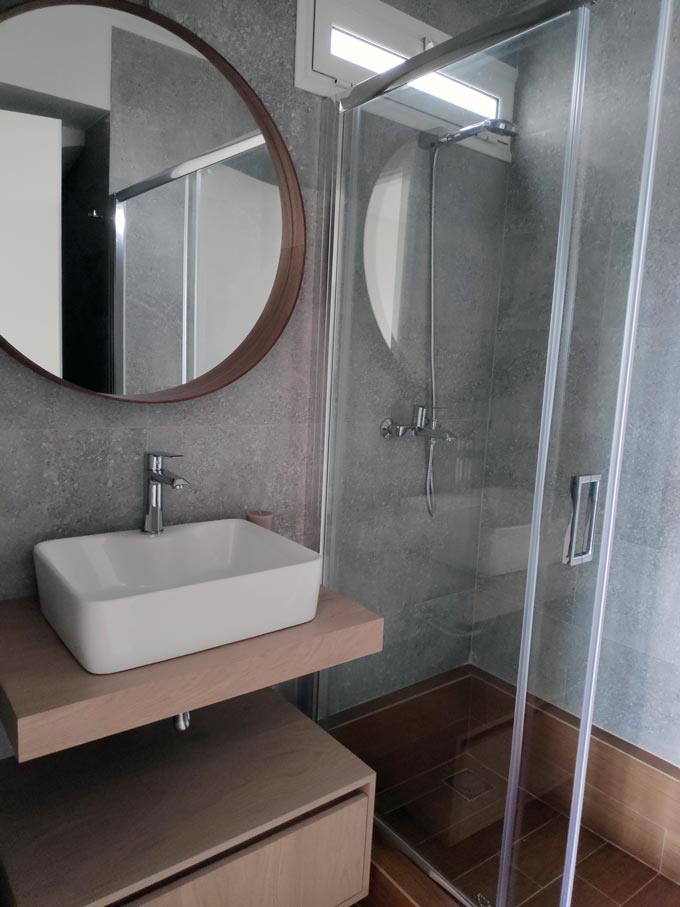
<box><xmin>380</xmin><ymin>405</ymin><xmax>455</xmax><ymax>443</ymax></box>
<box><xmin>419</xmin><ymin>423</ymin><xmax>455</xmax><ymax>442</ymax></box>
<box><xmin>143</xmin><ymin>452</ymin><xmax>189</xmax><ymax>535</ymax></box>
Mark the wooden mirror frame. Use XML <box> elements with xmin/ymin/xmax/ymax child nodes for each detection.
<box><xmin>0</xmin><ymin>0</ymin><xmax>305</xmax><ymax>403</ymax></box>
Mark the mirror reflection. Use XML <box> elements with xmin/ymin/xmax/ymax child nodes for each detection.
<box><xmin>0</xmin><ymin>5</ymin><xmax>282</xmax><ymax>396</ymax></box>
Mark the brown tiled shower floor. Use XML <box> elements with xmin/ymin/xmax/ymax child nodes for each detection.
<box><xmin>328</xmin><ymin>667</ymin><xmax>680</xmax><ymax>906</ymax></box>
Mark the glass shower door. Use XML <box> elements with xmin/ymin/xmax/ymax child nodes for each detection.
<box><xmin>323</xmin><ymin>0</ymin><xmax>677</xmax><ymax>903</ymax></box>
<box><xmin>321</xmin><ymin>0</ymin><xmax>679</xmax><ymax>901</ymax></box>
<box><xmin>321</xmin><ymin>7</ymin><xmax>605</xmax><ymax>907</ymax></box>
<box><xmin>497</xmin><ymin>0</ymin><xmax>672</xmax><ymax>905</ymax></box>
<box><xmin>112</xmin><ymin>136</ymin><xmax>279</xmax><ymax>394</ymax></box>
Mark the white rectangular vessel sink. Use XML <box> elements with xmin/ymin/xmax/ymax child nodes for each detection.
<box><xmin>34</xmin><ymin>519</ymin><xmax>322</xmax><ymax>674</ymax></box>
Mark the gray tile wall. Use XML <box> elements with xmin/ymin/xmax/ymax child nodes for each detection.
<box><xmin>470</xmin><ymin>0</ymin><xmax>680</xmax><ymax>768</ymax></box>
<box><xmin>471</xmin><ymin>13</ymin><xmax>581</xmax><ymax>694</ymax></box>
<box><xmin>0</xmin><ymin>0</ymin><xmax>329</xmax><ymax>596</ymax></box>
<box><xmin>323</xmin><ymin>0</ymin><xmax>680</xmax><ymax>768</ymax></box>
<box><xmin>322</xmin><ymin>6</ymin><xmax>577</xmax><ymax>718</ymax></box>
<box><xmin>322</xmin><ymin>109</ymin><xmax>509</xmax><ymax>715</ymax></box>
<box><xmin>595</xmin><ymin>0</ymin><xmax>680</xmax><ymax>764</ymax></box>
<box><xmin>109</xmin><ymin>27</ymin><xmax>255</xmax><ymax>394</ymax></box>
<box><xmin>0</xmin><ymin>0</ymin><xmax>331</xmax><ymax>757</ymax></box>
<box><xmin>109</xmin><ymin>27</ymin><xmax>255</xmax><ymax>193</ymax></box>
<box><xmin>2</xmin><ymin>0</ymin><xmax>679</xmax><ymax>767</ymax></box>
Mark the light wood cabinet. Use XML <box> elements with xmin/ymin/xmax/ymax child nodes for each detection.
<box><xmin>0</xmin><ymin>690</ymin><xmax>375</xmax><ymax>907</ymax></box>
<box><xmin>132</xmin><ymin>794</ymin><xmax>369</xmax><ymax>907</ymax></box>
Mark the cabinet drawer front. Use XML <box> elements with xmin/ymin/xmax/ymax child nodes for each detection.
<box><xmin>132</xmin><ymin>793</ymin><xmax>369</xmax><ymax>907</ymax></box>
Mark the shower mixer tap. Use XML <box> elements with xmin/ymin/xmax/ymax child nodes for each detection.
<box><xmin>380</xmin><ymin>405</ymin><xmax>454</xmax><ymax>443</ymax></box>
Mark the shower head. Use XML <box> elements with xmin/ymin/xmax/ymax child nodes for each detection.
<box><xmin>436</xmin><ymin>118</ymin><xmax>519</xmax><ymax>146</ymax></box>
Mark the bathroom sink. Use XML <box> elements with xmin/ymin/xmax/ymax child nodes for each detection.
<box><xmin>34</xmin><ymin>519</ymin><xmax>322</xmax><ymax>674</ymax></box>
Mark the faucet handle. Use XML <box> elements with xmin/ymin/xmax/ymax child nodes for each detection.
<box><xmin>413</xmin><ymin>404</ymin><xmax>429</xmax><ymax>430</ymax></box>
<box><xmin>145</xmin><ymin>451</ymin><xmax>183</xmax><ymax>470</ymax></box>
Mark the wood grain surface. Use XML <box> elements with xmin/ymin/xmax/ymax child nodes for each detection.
<box><xmin>0</xmin><ymin>587</ymin><xmax>383</xmax><ymax>760</ymax></box>
<box><xmin>0</xmin><ymin>689</ymin><xmax>375</xmax><ymax>907</ymax></box>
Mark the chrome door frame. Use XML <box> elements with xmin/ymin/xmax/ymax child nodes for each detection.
<box><xmin>341</xmin><ymin>0</ymin><xmax>595</xmax><ymax>111</ymax></box>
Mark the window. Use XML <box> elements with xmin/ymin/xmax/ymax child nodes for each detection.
<box><xmin>329</xmin><ymin>27</ymin><xmax>499</xmax><ymax>119</ymax></box>
<box><xmin>295</xmin><ymin>0</ymin><xmax>517</xmax><ymax>157</ymax></box>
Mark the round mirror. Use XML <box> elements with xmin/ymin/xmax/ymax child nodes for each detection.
<box><xmin>0</xmin><ymin>1</ymin><xmax>304</xmax><ymax>402</ymax></box>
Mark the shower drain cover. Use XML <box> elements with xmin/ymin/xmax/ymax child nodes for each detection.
<box><xmin>443</xmin><ymin>768</ymin><xmax>494</xmax><ymax>800</ymax></box>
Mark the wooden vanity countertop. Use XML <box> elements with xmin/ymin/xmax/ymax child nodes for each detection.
<box><xmin>0</xmin><ymin>587</ymin><xmax>383</xmax><ymax>761</ymax></box>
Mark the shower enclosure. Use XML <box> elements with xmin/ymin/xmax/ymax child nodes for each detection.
<box><xmin>321</xmin><ymin>0</ymin><xmax>679</xmax><ymax>905</ymax></box>
<box><xmin>112</xmin><ymin>134</ymin><xmax>280</xmax><ymax>394</ymax></box>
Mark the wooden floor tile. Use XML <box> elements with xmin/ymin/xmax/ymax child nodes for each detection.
<box><xmin>465</xmin><ymin>723</ymin><xmax>514</xmax><ymax>779</ymax></box>
<box><xmin>519</xmin><ymin>875</ymin><xmax>617</xmax><ymax>907</ymax></box>
<box><xmin>377</xmin><ymin>759</ymin><xmax>460</xmax><ymax>816</ymax></box>
<box><xmin>419</xmin><ymin>810</ymin><xmax>507</xmax><ymax>880</ymax></box>
<box><xmin>329</xmin><ymin>667</ymin><xmax>471</xmax><ymax>729</ymax></box>
<box><xmin>332</xmin><ymin>666</ymin><xmax>680</xmax><ymax>907</ymax></box>
<box><xmin>577</xmin><ymin>843</ymin><xmax>657</xmax><ymax>904</ymax></box>
<box><xmin>469</xmin><ymin>675</ymin><xmax>516</xmax><ymax>725</ymax></box>
<box><xmin>420</xmin><ymin>798</ymin><xmax>558</xmax><ymax>882</ymax></box>
<box><xmin>542</xmin><ymin>778</ymin><xmax>666</xmax><ymax>871</ymax></box>
<box><xmin>377</xmin><ymin>750</ymin><xmax>507</xmax><ymax>815</ymax></box>
<box><xmin>511</xmin><ymin>816</ymin><xmax>604</xmax><ymax>888</ymax></box>
<box><xmin>330</xmin><ymin>671</ymin><xmax>513</xmax><ymax>793</ymax></box>
<box><xmin>364</xmin><ymin>839</ymin><xmax>459</xmax><ymax>907</ymax></box>
<box><xmin>374</xmin><ymin>720</ymin><xmax>473</xmax><ymax>791</ymax></box>
<box><xmin>623</xmin><ymin>875</ymin><xmax>680</xmax><ymax>906</ymax></box>
<box><xmin>385</xmin><ymin>755</ymin><xmax>508</xmax><ymax>843</ymax></box>
<box><xmin>455</xmin><ymin>854</ymin><xmax>540</xmax><ymax>907</ymax></box>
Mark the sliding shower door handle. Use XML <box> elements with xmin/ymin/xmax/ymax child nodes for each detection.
<box><xmin>568</xmin><ymin>474</ymin><xmax>602</xmax><ymax>566</ymax></box>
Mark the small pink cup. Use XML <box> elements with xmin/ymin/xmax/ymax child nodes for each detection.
<box><xmin>245</xmin><ymin>510</ymin><xmax>274</xmax><ymax>530</ymax></box>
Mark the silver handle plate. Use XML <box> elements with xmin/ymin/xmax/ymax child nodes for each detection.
<box><xmin>568</xmin><ymin>474</ymin><xmax>602</xmax><ymax>566</ymax></box>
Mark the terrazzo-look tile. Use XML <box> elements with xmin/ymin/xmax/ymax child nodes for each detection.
<box><xmin>510</xmin><ymin>14</ymin><xmax>581</xmax><ymax>137</ymax></box>
<box><xmin>0</xmin><ymin>0</ymin><xmax>145</xmax><ymax>6</ymax></box>
<box><xmin>0</xmin><ymin>427</ymin><xmax>148</xmax><ymax>599</ymax></box>
<box><xmin>496</xmin><ymin>231</ymin><xmax>558</xmax><ymax>334</ymax></box>
<box><xmin>386</xmin><ymin>0</ymin><xmax>529</xmax><ymax>36</ymax></box>
<box><xmin>2</xmin><ymin>0</ymin><xmax>680</xmax><ymax>778</ymax></box>
<box><xmin>325</xmin><ymin>590</ymin><xmax>474</xmax><ymax>715</ymax></box>
<box><xmin>322</xmin><ymin>84</ymin><xmax>507</xmax><ymax>714</ymax></box>
<box><xmin>472</xmin><ymin>0</ymin><xmax>680</xmax><ymax>769</ymax></box>
<box><xmin>150</xmin><ymin>0</ymin><xmax>326</xmax><ymax>194</ymax></box>
<box><xmin>0</xmin><ymin>0</ymin><xmax>327</xmax><ymax>603</ymax></box>
<box><xmin>117</xmin><ymin>181</ymin><xmax>185</xmax><ymax>394</ymax></box>
<box><xmin>502</xmin><ymin>130</ymin><xmax>570</xmax><ymax>237</ymax></box>
<box><xmin>603</xmin><ymin>539</ymin><xmax>680</xmax><ymax>667</ymax></box>
<box><xmin>109</xmin><ymin>27</ymin><xmax>255</xmax><ymax>191</ymax></box>
<box><xmin>471</xmin><ymin>608</ymin><xmax>523</xmax><ymax>688</ymax></box>
<box><xmin>592</xmin><ymin>640</ymin><xmax>680</xmax><ymax>767</ymax></box>
<box><xmin>533</xmin><ymin>0</ymin><xmax>675</xmax><ymax>753</ymax></box>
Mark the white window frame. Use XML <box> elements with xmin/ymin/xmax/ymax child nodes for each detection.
<box><xmin>295</xmin><ymin>0</ymin><xmax>518</xmax><ymax>159</ymax></box>
<box><xmin>296</xmin><ymin>0</ymin><xmax>450</xmax><ymax>94</ymax></box>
